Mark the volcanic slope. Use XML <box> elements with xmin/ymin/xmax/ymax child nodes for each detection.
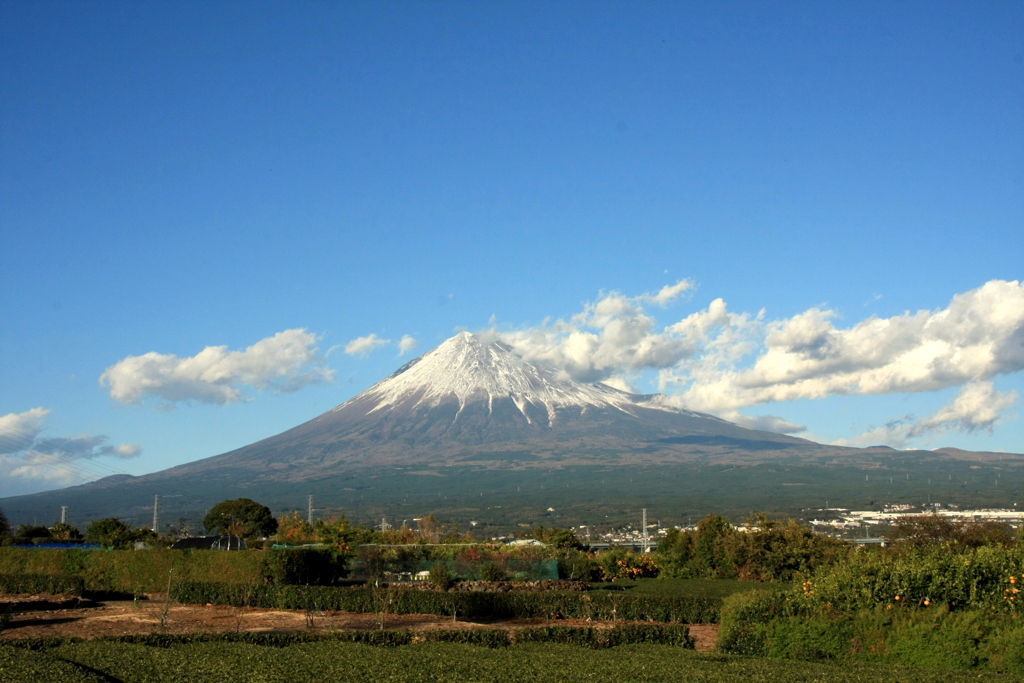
<box><xmin>161</xmin><ymin>331</ymin><xmax>825</xmax><ymax>481</ymax></box>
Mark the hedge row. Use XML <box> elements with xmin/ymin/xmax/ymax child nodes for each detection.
<box><xmin>4</xmin><ymin>624</ymin><xmax>693</xmax><ymax>650</ymax></box>
<box><xmin>0</xmin><ymin>573</ymin><xmax>85</xmax><ymax>597</ymax></box>
<box><xmin>799</xmin><ymin>545</ymin><xmax>1024</xmax><ymax>613</ymax></box>
<box><xmin>170</xmin><ymin>581</ymin><xmax>721</xmax><ymax>623</ymax></box>
<box><xmin>0</xmin><ymin>548</ymin><xmax>346</xmax><ymax>593</ymax></box>
<box><xmin>10</xmin><ymin>639</ymin><xmax>961</xmax><ymax>683</ymax></box>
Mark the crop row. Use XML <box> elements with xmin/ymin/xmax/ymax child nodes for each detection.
<box><xmin>1</xmin><ymin>639</ymin><xmax>1005</xmax><ymax>683</ymax></box>
<box><xmin>5</xmin><ymin>624</ymin><xmax>694</xmax><ymax>650</ymax></box>
<box><xmin>0</xmin><ymin>573</ymin><xmax>85</xmax><ymax>596</ymax></box>
<box><xmin>170</xmin><ymin>580</ymin><xmax>722</xmax><ymax>622</ymax></box>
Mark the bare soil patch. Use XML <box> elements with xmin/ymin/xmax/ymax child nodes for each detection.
<box><xmin>0</xmin><ymin>594</ymin><xmax>719</xmax><ymax>651</ymax></box>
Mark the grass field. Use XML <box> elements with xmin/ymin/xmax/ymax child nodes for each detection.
<box><xmin>2</xmin><ymin>641</ymin><xmax>1020</xmax><ymax>683</ymax></box>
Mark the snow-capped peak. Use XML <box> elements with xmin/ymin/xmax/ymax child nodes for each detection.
<box><xmin>334</xmin><ymin>331</ymin><xmax>694</xmax><ymax>422</ymax></box>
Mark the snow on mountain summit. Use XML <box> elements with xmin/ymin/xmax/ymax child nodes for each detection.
<box><xmin>334</xmin><ymin>331</ymin><xmax>696</xmax><ymax>424</ymax></box>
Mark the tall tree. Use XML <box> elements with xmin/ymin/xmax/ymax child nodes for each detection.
<box><xmin>0</xmin><ymin>507</ymin><xmax>9</xmax><ymax>539</ymax></box>
<box><xmin>85</xmin><ymin>518</ymin><xmax>134</xmax><ymax>549</ymax></box>
<box><xmin>204</xmin><ymin>498</ymin><xmax>278</xmax><ymax>539</ymax></box>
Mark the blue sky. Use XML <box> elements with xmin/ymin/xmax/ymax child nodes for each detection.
<box><xmin>1</xmin><ymin>1</ymin><xmax>1022</xmax><ymax>496</ymax></box>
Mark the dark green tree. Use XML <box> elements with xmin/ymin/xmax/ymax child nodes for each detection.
<box><xmin>50</xmin><ymin>522</ymin><xmax>83</xmax><ymax>542</ymax></box>
<box><xmin>13</xmin><ymin>524</ymin><xmax>52</xmax><ymax>545</ymax></box>
<box><xmin>0</xmin><ymin>507</ymin><xmax>9</xmax><ymax>539</ymax></box>
<box><xmin>886</xmin><ymin>513</ymin><xmax>1014</xmax><ymax>552</ymax></box>
<box><xmin>731</xmin><ymin>514</ymin><xmax>846</xmax><ymax>582</ymax></box>
<box><xmin>204</xmin><ymin>498</ymin><xmax>278</xmax><ymax>539</ymax></box>
<box><xmin>693</xmin><ymin>514</ymin><xmax>737</xmax><ymax>577</ymax></box>
<box><xmin>532</xmin><ymin>525</ymin><xmax>582</xmax><ymax>550</ymax></box>
<box><xmin>85</xmin><ymin>518</ymin><xmax>135</xmax><ymax>549</ymax></box>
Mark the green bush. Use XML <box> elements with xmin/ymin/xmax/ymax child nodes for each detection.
<box><xmin>0</xmin><ymin>547</ymin><xmax>354</xmax><ymax>594</ymax></box>
<box><xmin>3</xmin><ymin>625</ymin><xmax>691</xmax><ymax>651</ymax></box>
<box><xmin>557</xmin><ymin>551</ymin><xmax>599</xmax><ymax>581</ymax></box>
<box><xmin>480</xmin><ymin>562</ymin><xmax>507</xmax><ymax>582</ymax></box>
<box><xmin>170</xmin><ymin>580</ymin><xmax>722</xmax><ymax>622</ymax></box>
<box><xmin>0</xmin><ymin>573</ymin><xmax>85</xmax><ymax>596</ymax></box>
<box><xmin>420</xmin><ymin>629</ymin><xmax>511</xmax><ymax>647</ymax></box>
<box><xmin>515</xmin><ymin>626</ymin><xmax>597</xmax><ymax>645</ymax></box>
<box><xmin>264</xmin><ymin>548</ymin><xmax>348</xmax><ymax>585</ymax></box>
<box><xmin>605</xmin><ymin>624</ymin><xmax>695</xmax><ymax>648</ymax></box>
<box><xmin>657</xmin><ymin>514</ymin><xmax>847</xmax><ymax>581</ymax></box>
<box><xmin>762</xmin><ymin>611</ymin><xmax>856</xmax><ymax>661</ymax></box>
<box><xmin>0</xmin><ymin>645</ymin><xmax>106</xmax><ymax>682</ymax></box>
<box><xmin>717</xmin><ymin>589</ymin><xmax>799</xmax><ymax>656</ymax></box>
<box><xmin>800</xmin><ymin>544</ymin><xmax>1024</xmax><ymax>613</ymax></box>
<box><xmin>428</xmin><ymin>564</ymin><xmax>452</xmax><ymax>591</ymax></box>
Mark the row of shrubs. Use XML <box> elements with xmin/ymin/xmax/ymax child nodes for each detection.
<box><xmin>4</xmin><ymin>624</ymin><xmax>694</xmax><ymax>650</ymax></box>
<box><xmin>794</xmin><ymin>544</ymin><xmax>1024</xmax><ymax>613</ymax></box>
<box><xmin>0</xmin><ymin>547</ymin><xmax>347</xmax><ymax>593</ymax></box>
<box><xmin>170</xmin><ymin>580</ymin><xmax>722</xmax><ymax>623</ymax></box>
<box><xmin>713</xmin><ymin>543</ymin><xmax>1024</xmax><ymax>673</ymax></box>
<box><xmin>0</xmin><ymin>573</ymin><xmax>85</xmax><ymax>597</ymax></box>
<box><xmin>718</xmin><ymin>590</ymin><xmax>1024</xmax><ymax>673</ymax></box>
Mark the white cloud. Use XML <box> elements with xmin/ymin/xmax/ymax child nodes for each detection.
<box><xmin>345</xmin><ymin>333</ymin><xmax>390</xmax><ymax>358</ymax></box>
<box><xmin>0</xmin><ymin>407</ymin><xmax>50</xmax><ymax>454</ymax></box>
<box><xmin>601</xmin><ymin>375</ymin><xmax>638</xmax><ymax>393</ymax></box>
<box><xmin>642</xmin><ymin>279</ymin><xmax>695</xmax><ymax>306</ymax></box>
<box><xmin>497</xmin><ymin>287</ymin><xmax>717</xmax><ymax>384</ymax></box>
<box><xmin>115</xmin><ymin>443</ymin><xmax>143</xmax><ymax>458</ymax></box>
<box><xmin>490</xmin><ymin>279</ymin><xmax>1024</xmax><ymax>439</ymax></box>
<box><xmin>0</xmin><ymin>408</ymin><xmax>143</xmax><ymax>492</ymax></box>
<box><xmin>836</xmin><ymin>382</ymin><xmax>1019</xmax><ymax>448</ymax></box>
<box><xmin>397</xmin><ymin>335</ymin><xmax>419</xmax><ymax>356</ymax></box>
<box><xmin>723</xmin><ymin>412</ymin><xmax>807</xmax><ymax>435</ymax></box>
<box><xmin>100</xmin><ymin>328</ymin><xmax>334</xmax><ymax>406</ymax></box>
<box><xmin>664</xmin><ymin>280</ymin><xmax>1024</xmax><ymax>414</ymax></box>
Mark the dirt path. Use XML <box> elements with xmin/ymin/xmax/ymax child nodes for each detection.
<box><xmin>1</xmin><ymin>596</ymin><xmax>719</xmax><ymax>651</ymax></box>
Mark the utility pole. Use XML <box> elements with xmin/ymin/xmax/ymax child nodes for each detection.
<box><xmin>642</xmin><ymin>508</ymin><xmax>649</xmax><ymax>554</ymax></box>
<box><xmin>307</xmin><ymin>495</ymin><xmax>314</xmax><ymax>526</ymax></box>
<box><xmin>60</xmin><ymin>506</ymin><xmax>67</xmax><ymax>525</ymax></box>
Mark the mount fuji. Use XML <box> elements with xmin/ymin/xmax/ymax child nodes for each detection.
<box><xmin>162</xmin><ymin>331</ymin><xmax>819</xmax><ymax>480</ymax></box>
<box><xmin>3</xmin><ymin>332</ymin><xmax>1020</xmax><ymax>528</ymax></box>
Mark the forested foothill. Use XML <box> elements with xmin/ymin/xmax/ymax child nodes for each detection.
<box><xmin>3</xmin><ymin>502</ymin><xmax>1024</xmax><ymax>678</ymax></box>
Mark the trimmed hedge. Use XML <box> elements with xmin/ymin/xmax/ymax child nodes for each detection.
<box><xmin>0</xmin><ymin>573</ymin><xmax>85</xmax><ymax>597</ymax></box>
<box><xmin>798</xmin><ymin>545</ymin><xmax>1024</xmax><ymax>613</ymax></box>
<box><xmin>170</xmin><ymin>580</ymin><xmax>721</xmax><ymax>622</ymax></box>
<box><xmin>719</xmin><ymin>606</ymin><xmax>1024</xmax><ymax>674</ymax></box>
<box><xmin>3</xmin><ymin>624</ymin><xmax>693</xmax><ymax>650</ymax></box>
<box><xmin>717</xmin><ymin>589</ymin><xmax>801</xmax><ymax>657</ymax></box>
<box><xmin>9</xmin><ymin>641</ymin><xmax>1016</xmax><ymax>683</ymax></box>
<box><xmin>0</xmin><ymin>547</ymin><xmax>347</xmax><ymax>594</ymax></box>
<box><xmin>9</xmin><ymin>640</ymin><xmax>976</xmax><ymax>683</ymax></box>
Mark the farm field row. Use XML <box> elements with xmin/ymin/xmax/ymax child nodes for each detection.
<box><xmin>2</xmin><ymin>641</ymin><xmax>1016</xmax><ymax>683</ymax></box>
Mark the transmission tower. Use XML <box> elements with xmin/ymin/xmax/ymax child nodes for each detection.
<box><xmin>152</xmin><ymin>495</ymin><xmax>159</xmax><ymax>532</ymax></box>
<box><xmin>307</xmin><ymin>495</ymin><xmax>314</xmax><ymax>525</ymax></box>
<box><xmin>642</xmin><ymin>508</ymin><xmax>649</xmax><ymax>554</ymax></box>
<box><xmin>60</xmin><ymin>506</ymin><xmax>67</xmax><ymax>524</ymax></box>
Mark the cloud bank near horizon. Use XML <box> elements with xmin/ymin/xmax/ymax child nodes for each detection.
<box><xmin>835</xmin><ymin>381</ymin><xmax>1018</xmax><ymax>449</ymax></box>
<box><xmin>491</xmin><ymin>279</ymin><xmax>1023</xmax><ymax>445</ymax></box>
<box><xmin>0</xmin><ymin>407</ymin><xmax>142</xmax><ymax>491</ymax></box>
<box><xmin>92</xmin><ymin>279</ymin><xmax>1022</xmax><ymax>450</ymax></box>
